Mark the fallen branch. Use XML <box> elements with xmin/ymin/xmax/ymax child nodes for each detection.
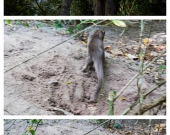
<box><xmin>84</xmin><ymin>119</ymin><xmax>111</xmax><ymax>135</ymax></box>
<box><xmin>47</xmin><ymin>107</ymin><xmax>74</xmax><ymax>115</ymax></box>
<box><xmin>133</xmin><ymin>94</ymin><xmax>166</xmax><ymax>115</ymax></box>
<box><xmin>121</xmin><ymin>80</ymin><xmax>166</xmax><ymax>115</ymax></box>
<box><xmin>113</xmin><ymin>49</ymin><xmax>165</xmax><ymax>102</ymax></box>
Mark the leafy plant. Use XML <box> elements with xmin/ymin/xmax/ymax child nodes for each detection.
<box><xmin>22</xmin><ymin>119</ymin><xmax>42</xmax><ymax>135</ymax></box>
<box><xmin>37</xmin><ymin>22</ymin><xmax>42</xmax><ymax>28</ymax></box>
<box><xmin>158</xmin><ymin>65</ymin><xmax>166</xmax><ymax>74</ymax></box>
<box><xmin>53</xmin><ymin>20</ymin><xmax>64</xmax><ymax>28</ymax></box>
<box><xmin>96</xmin><ymin>119</ymin><xmax>111</xmax><ymax>128</ymax></box>
<box><xmin>4</xmin><ymin>20</ymin><xmax>11</xmax><ymax>25</ymax></box>
<box><xmin>159</xmin><ymin>65</ymin><xmax>166</xmax><ymax>71</ymax></box>
<box><xmin>15</xmin><ymin>20</ymin><xmax>21</xmax><ymax>25</ymax></box>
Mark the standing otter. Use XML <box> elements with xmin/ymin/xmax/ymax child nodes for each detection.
<box><xmin>82</xmin><ymin>29</ymin><xmax>105</xmax><ymax>103</ymax></box>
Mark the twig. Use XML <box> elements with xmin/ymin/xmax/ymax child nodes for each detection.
<box><xmin>121</xmin><ymin>80</ymin><xmax>166</xmax><ymax>115</ymax></box>
<box><xmin>4</xmin><ymin>120</ymin><xmax>17</xmax><ymax>131</ymax></box>
<box><xmin>143</xmin><ymin>80</ymin><xmax>166</xmax><ymax>98</ymax></box>
<box><xmin>118</xmin><ymin>49</ymin><xmax>166</xmax><ymax>103</ymax></box>
<box><xmin>131</xmin><ymin>120</ymin><xmax>138</xmax><ymax>134</ymax></box>
<box><xmin>137</xmin><ymin>20</ymin><xmax>144</xmax><ymax>54</ymax></box>
<box><xmin>4</xmin><ymin>119</ymin><xmax>14</xmax><ymax>125</ymax></box>
<box><xmin>34</xmin><ymin>119</ymin><xmax>42</xmax><ymax>132</ymax></box>
<box><xmin>133</xmin><ymin>94</ymin><xmax>166</xmax><ymax>115</ymax></box>
<box><xmin>148</xmin><ymin>119</ymin><xmax>152</xmax><ymax>135</ymax></box>
<box><xmin>34</xmin><ymin>0</ymin><xmax>47</xmax><ymax>15</ymax></box>
<box><xmin>24</xmin><ymin>120</ymin><xmax>29</xmax><ymax>130</ymax></box>
<box><xmin>137</xmin><ymin>20</ymin><xmax>145</xmax><ymax>115</ymax></box>
<box><xmin>84</xmin><ymin>119</ymin><xmax>111</xmax><ymax>135</ymax></box>
<box><xmin>143</xmin><ymin>50</ymin><xmax>166</xmax><ymax>70</ymax></box>
<box><xmin>47</xmin><ymin>107</ymin><xmax>74</xmax><ymax>115</ymax></box>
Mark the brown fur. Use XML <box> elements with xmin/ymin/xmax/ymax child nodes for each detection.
<box><xmin>82</xmin><ymin>30</ymin><xmax>105</xmax><ymax>103</ymax></box>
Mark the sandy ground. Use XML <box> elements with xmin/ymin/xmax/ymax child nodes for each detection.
<box><xmin>4</xmin><ymin>119</ymin><xmax>166</xmax><ymax>135</ymax></box>
<box><xmin>4</xmin><ymin>20</ymin><xmax>166</xmax><ymax>115</ymax></box>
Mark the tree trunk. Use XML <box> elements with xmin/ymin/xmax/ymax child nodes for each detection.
<box><xmin>105</xmin><ymin>0</ymin><xmax>115</xmax><ymax>15</ymax></box>
<box><xmin>114</xmin><ymin>0</ymin><xmax>120</xmax><ymax>15</ymax></box>
<box><xmin>93</xmin><ymin>0</ymin><xmax>116</xmax><ymax>15</ymax></box>
<box><xmin>93</xmin><ymin>0</ymin><xmax>106</xmax><ymax>15</ymax></box>
<box><xmin>60</xmin><ymin>0</ymin><xmax>72</xmax><ymax>15</ymax></box>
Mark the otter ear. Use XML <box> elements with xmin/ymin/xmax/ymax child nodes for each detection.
<box><xmin>98</xmin><ymin>30</ymin><xmax>105</xmax><ymax>39</ymax></box>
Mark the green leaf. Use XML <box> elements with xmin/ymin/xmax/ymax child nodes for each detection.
<box><xmin>54</xmin><ymin>20</ymin><xmax>63</xmax><ymax>28</ymax></box>
<box><xmin>29</xmin><ymin>119</ymin><xmax>39</xmax><ymax>124</ymax></box>
<box><xmin>159</xmin><ymin>65</ymin><xmax>166</xmax><ymax>71</ymax></box>
<box><xmin>5</xmin><ymin>20</ymin><xmax>11</xmax><ymax>25</ymax></box>
<box><xmin>66</xmin><ymin>30</ymin><xmax>71</xmax><ymax>34</ymax></box>
<box><xmin>114</xmin><ymin>123</ymin><xmax>121</xmax><ymax>129</ymax></box>
<box><xmin>29</xmin><ymin>129</ymin><xmax>35</xmax><ymax>135</ymax></box>
<box><xmin>37</xmin><ymin>22</ymin><xmax>41</xmax><ymax>28</ymax></box>
<box><xmin>25</xmin><ymin>22</ymin><xmax>29</xmax><ymax>27</ymax></box>
<box><xmin>111</xmin><ymin>20</ymin><xmax>126</xmax><ymax>27</ymax></box>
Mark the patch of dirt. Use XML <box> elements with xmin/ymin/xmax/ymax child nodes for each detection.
<box><xmin>4</xmin><ymin>119</ymin><xmax>166</xmax><ymax>135</ymax></box>
<box><xmin>4</xmin><ymin>20</ymin><xmax>166</xmax><ymax>115</ymax></box>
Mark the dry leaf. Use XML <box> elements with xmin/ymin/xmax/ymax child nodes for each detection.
<box><xmin>143</xmin><ymin>38</ymin><xmax>149</xmax><ymax>44</ymax></box>
<box><xmin>82</xmin><ymin>41</ymin><xmax>86</xmax><ymax>45</ymax></box>
<box><xmin>120</xmin><ymin>97</ymin><xmax>126</xmax><ymax>100</ymax></box>
<box><xmin>66</xmin><ymin>82</ymin><xmax>71</xmax><ymax>84</ymax></box>
<box><xmin>113</xmin><ymin>49</ymin><xmax>124</xmax><ymax>56</ymax></box>
<box><xmin>125</xmin><ymin>54</ymin><xmax>138</xmax><ymax>60</ymax></box>
<box><xmin>104</xmin><ymin>46</ymin><xmax>112</xmax><ymax>54</ymax></box>
<box><xmin>111</xmin><ymin>20</ymin><xmax>127</xmax><ymax>27</ymax></box>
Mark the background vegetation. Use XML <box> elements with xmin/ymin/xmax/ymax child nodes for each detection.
<box><xmin>4</xmin><ymin>0</ymin><xmax>166</xmax><ymax>16</ymax></box>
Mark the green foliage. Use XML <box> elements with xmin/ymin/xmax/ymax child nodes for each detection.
<box><xmin>66</xmin><ymin>20</ymin><xmax>126</xmax><ymax>35</ymax></box>
<box><xmin>15</xmin><ymin>20</ymin><xmax>21</xmax><ymax>25</ymax></box>
<box><xmin>24</xmin><ymin>21</ymin><xmax>29</xmax><ymax>27</ymax></box>
<box><xmin>53</xmin><ymin>20</ymin><xmax>64</xmax><ymax>28</ymax></box>
<box><xmin>96</xmin><ymin>119</ymin><xmax>111</xmax><ymax>128</ymax></box>
<box><xmin>22</xmin><ymin>119</ymin><xmax>42</xmax><ymax>135</ymax></box>
<box><xmin>96</xmin><ymin>119</ymin><xmax>121</xmax><ymax>129</ymax></box>
<box><xmin>71</xmin><ymin>0</ymin><xmax>93</xmax><ymax>15</ymax></box>
<box><xmin>4</xmin><ymin>0</ymin><xmax>165</xmax><ymax>15</ymax></box>
<box><xmin>29</xmin><ymin>130</ymin><xmax>35</xmax><ymax>135</ymax></box>
<box><xmin>119</xmin><ymin>0</ymin><xmax>166</xmax><ymax>15</ymax></box>
<box><xmin>159</xmin><ymin>65</ymin><xmax>166</xmax><ymax>71</ymax></box>
<box><xmin>29</xmin><ymin>119</ymin><xmax>39</xmax><ymax>124</ymax></box>
<box><xmin>66</xmin><ymin>20</ymin><xmax>98</xmax><ymax>34</ymax></box>
<box><xmin>4</xmin><ymin>0</ymin><xmax>61</xmax><ymax>15</ymax></box>
<box><xmin>37</xmin><ymin>22</ymin><xmax>42</xmax><ymax>28</ymax></box>
<box><xmin>114</xmin><ymin>123</ymin><xmax>121</xmax><ymax>129</ymax></box>
<box><xmin>4</xmin><ymin>0</ymin><xmax>35</xmax><ymax>15</ymax></box>
<box><xmin>4</xmin><ymin>20</ymin><xmax>11</xmax><ymax>25</ymax></box>
<box><xmin>111</xmin><ymin>20</ymin><xmax>126</xmax><ymax>27</ymax></box>
<box><xmin>158</xmin><ymin>65</ymin><xmax>166</xmax><ymax>74</ymax></box>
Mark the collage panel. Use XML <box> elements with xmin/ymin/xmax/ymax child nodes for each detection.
<box><xmin>4</xmin><ymin>119</ymin><xmax>166</xmax><ymax>135</ymax></box>
<box><xmin>2</xmin><ymin>0</ymin><xmax>168</xmax><ymax>135</ymax></box>
<box><xmin>4</xmin><ymin>19</ymin><xmax>166</xmax><ymax>116</ymax></box>
<box><xmin>4</xmin><ymin>0</ymin><xmax>166</xmax><ymax>16</ymax></box>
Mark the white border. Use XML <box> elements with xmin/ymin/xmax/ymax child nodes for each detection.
<box><xmin>3</xmin><ymin>16</ymin><xmax>167</xmax><ymax>20</ymax></box>
<box><xmin>1</xmin><ymin>1</ymin><xmax>169</xmax><ymax>135</ymax></box>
